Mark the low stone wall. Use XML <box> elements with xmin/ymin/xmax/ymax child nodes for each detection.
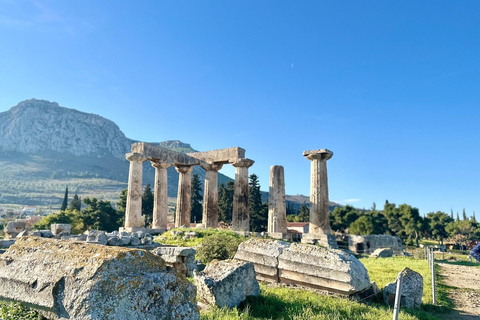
<box><xmin>234</xmin><ymin>238</ymin><xmax>371</xmax><ymax>295</ymax></box>
<box><xmin>348</xmin><ymin>235</ymin><xmax>404</xmax><ymax>255</ymax></box>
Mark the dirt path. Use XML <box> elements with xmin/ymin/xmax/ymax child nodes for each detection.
<box><xmin>437</xmin><ymin>262</ymin><xmax>480</xmax><ymax>319</ymax></box>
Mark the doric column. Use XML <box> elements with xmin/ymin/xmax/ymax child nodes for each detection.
<box><xmin>201</xmin><ymin>163</ymin><xmax>223</xmax><ymax>228</ymax></box>
<box><xmin>303</xmin><ymin>149</ymin><xmax>333</xmax><ymax>235</ymax></box>
<box><xmin>268</xmin><ymin>165</ymin><xmax>287</xmax><ymax>234</ymax></box>
<box><xmin>232</xmin><ymin>158</ymin><xmax>254</xmax><ymax>232</ymax></box>
<box><xmin>175</xmin><ymin>165</ymin><xmax>194</xmax><ymax>228</ymax></box>
<box><xmin>125</xmin><ymin>152</ymin><xmax>147</xmax><ymax>228</ymax></box>
<box><xmin>151</xmin><ymin>161</ymin><xmax>171</xmax><ymax>230</ymax></box>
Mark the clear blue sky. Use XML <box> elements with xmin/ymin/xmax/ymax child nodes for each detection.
<box><xmin>1</xmin><ymin>1</ymin><xmax>480</xmax><ymax>216</ymax></box>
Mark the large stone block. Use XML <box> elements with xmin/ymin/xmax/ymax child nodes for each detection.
<box><xmin>4</xmin><ymin>221</ymin><xmax>26</xmax><ymax>239</ymax></box>
<box><xmin>152</xmin><ymin>246</ymin><xmax>200</xmax><ymax>276</ymax></box>
<box><xmin>194</xmin><ymin>259</ymin><xmax>259</xmax><ymax>308</ymax></box>
<box><xmin>349</xmin><ymin>235</ymin><xmax>404</xmax><ymax>255</ymax></box>
<box><xmin>383</xmin><ymin>267</ymin><xmax>423</xmax><ymax>309</ymax></box>
<box><xmin>50</xmin><ymin>224</ymin><xmax>71</xmax><ymax>236</ymax></box>
<box><xmin>0</xmin><ymin>237</ymin><xmax>199</xmax><ymax>320</ymax></box>
<box><xmin>234</xmin><ymin>238</ymin><xmax>370</xmax><ymax>295</ymax></box>
<box><xmin>234</xmin><ymin>238</ymin><xmax>289</xmax><ymax>282</ymax></box>
<box><xmin>278</xmin><ymin>242</ymin><xmax>371</xmax><ymax>294</ymax></box>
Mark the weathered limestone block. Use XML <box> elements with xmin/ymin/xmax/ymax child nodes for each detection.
<box><xmin>107</xmin><ymin>236</ymin><xmax>124</xmax><ymax>246</ymax></box>
<box><xmin>278</xmin><ymin>242</ymin><xmax>371</xmax><ymax>294</ymax></box>
<box><xmin>0</xmin><ymin>237</ymin><xmax>199</xmax><ymax>320</ymax></box>
<box><xmin>86</xmin><ymin>230</ymin><xmax>108</xmax><ymax>245</ymax></box>
<box><xmin>4</xmin><ymin>221</ymin><xmax>26</xmax><ymax>239</ymax></box>
<box><xmin>31</xmin><ymin>230</ymin><xmax>54</xmax><ymax>238</ymax></box>
<box><xmin>234</xmin><ymin>238</ymin><xmax>289</xmax><ymax>282</ymax></box>
<box><xmin>0</xmin><ymin>239</ymin><xmax>15</xmax><ymax>249</ymax></box>
<box><xmin>50</xmin><ymin>224</ymin><xmax>71</xmax><ymax>236</ymax></box>
<box><xmin>370</xmin><ymin>248</ymin><xmax>394</xmax><ymax>258</ymax></box>
<box><xmin>383</xmin><ymin>267</ymin><xmax>423</xmax><ymax>309</ymax></box>
<box><xmin>152</xmin><ymin>246</ymin><xmax>200</xmax><ymax>276</ymax></box>
<box><xmin>194</xmin><ymin>260</ymin><xmax>260</xmax><ymax>308</ymax></box>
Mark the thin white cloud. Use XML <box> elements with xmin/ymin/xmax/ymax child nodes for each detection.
<box><xmin>343</xmin><ymin>198</ymin><xmax>360</xmax><ymax>203</ymax></box>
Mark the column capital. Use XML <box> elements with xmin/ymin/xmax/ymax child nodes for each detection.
<box><xmin>175</xmin><ymin>165</ymin><xmax>194</xmax><ymax>174</ymax></box>
<box><xmin>151</xmin><ymin>161</ymin><xmax>171</xmax><ymax>170</ymax></box>
<box><xmin>232</xmin><ymin>158</ymin><xmax>254</xmax><ymax>168</ymax></box>
<box><xmin>303</xmin><ymin>149</ymin><xmax>333</xmax><ymax>161</ymax></box>
<box><xmin>126</xmin><ymin>152</ymin><xmax>147</xmax><ymax>162</ymax></box>
<box><xmin>200</xmin><ymin>162</ymin><xmax>223</xmax><ymax>172</ymax></box>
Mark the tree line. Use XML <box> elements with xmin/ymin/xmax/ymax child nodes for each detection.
<box><xmin>35</xmin><ymin>178</ymin><xmax>480</xmax><ymax>248</ymax></box>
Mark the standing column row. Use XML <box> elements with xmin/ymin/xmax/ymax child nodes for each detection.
<box><xmin>124</xmin><ymin>153</ymin><xmax>147</xmax><ymax>229</ymax></box>
<box><xmin>201</xmin><ymin>163</ymin><xmax>223</xmax><ymax>228</ymax></box>
<box><xmin>151</xmin><ymin>161</ymin><xmax>171</xmax><ymax>230</ymax></box>
<box><xmin>175</xmin><ymin>165</ymin><xmax>194</xmax><ymax>227</ymax></box>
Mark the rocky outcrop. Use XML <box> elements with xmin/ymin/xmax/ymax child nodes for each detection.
<box><xmin>383</xmin><ymin>267</ymin><xmax>423</xmax><ymax>309</ymax></box>
<box><xmin>0</xmin><ymin>99</ymin><xmax>131</xmax><ymax>159</ymax></box>
<box><xmin>234</xmin><ymin>238</ymin><xmax>371</xmax><ymax>295</ymax></box>
<box><xmin>194</xmin><ymin>259</ymin><xmax>260</xmax><ymax>308</ymax></box>
<box><xmin>0</xmin><ymin>237</ymin><xmax>199</xmax><ymax>319</ymax></box>
<box><xmin>370</xmin><ymin>248</ymin><xmax>394</xmax><ymax>258</ymax></box>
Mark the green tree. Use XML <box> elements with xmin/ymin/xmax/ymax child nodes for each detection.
<box><xmin>364</xmin><ymin>209</ymin><xmax>388</xmax><ymax>234</ymax></box>
<box><xmin>116</xmin><ymin>189</ymin><xmax>127</xmax><ymax>227</ymax></box>
<box><xmin>69</xmin><ymin>192</ymin><xmax>81</xmax><ymax>211</ymax></box>
<box><xmin>383</xmin><ymin>200</ymin><xmax>402</xmax><ymax>236</ymax></box>
<box><xmin>218</xmin><ymin>182</ymin><xmax>234</xmax><ymax>223</ymax></box>
<box><xmin>60</xmin><ymin>186</ymin><xmax>68</xmax><ymax>211</ymax></box>
<box><xmin>286</xmin><ymin>201</ymin><xmax>296</xmax><ymax>216</ymax></box>
<box><xmin>296</xmin><ymin>203</ymin><xmax>310</xmax><ymax>222</ymax></box>
<box><xmin>330</xmin><ymin>205</ymin><xmax>359</xmax><ymax>232</ymax></box>
<box><xmin>349</xmin><ymin>215</ymin><xmax>374</xmax><ymax>235</ymax></box>
<box><xmin>463</xmin><ymin>208</ymin><xmax>468</xmax><ymax>221</ymax></box>
<box><xmin>249</xmin><ymin>174</ymin><xmax>267</xmax><ymax>232</ymax></box>
<box><xmin>79</xmin><ymin>198</ymin><xmax>122</xmax><ymax>232</ymax></box>
<box><xmin>142</xmin><ymin>183</ymin><xmax>154</xmax><ymax>227</ymax></box>
<box><xmin>191</xmin><ymin>173</ymin><xmax>203</xmax><ymax>223</ymax></box>
<box><xmin>427</xmin><ymin>211</ymin><xmax>453</xmax><ymax>245</ymax></box>
<box><xmin>34</xmin><ymin>210</ymin><xmax>74</xmax><ymax>230</ymax></box>
<box><xmin>398</xmin><ymin>204</ymin><xmax>423</xmax><ymax>246</ymax></box>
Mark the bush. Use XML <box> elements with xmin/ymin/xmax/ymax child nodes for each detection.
<box><xmin>196</xmin><ymin>233</ymin><xmax>243</xmax><ymax>264</ymax></box>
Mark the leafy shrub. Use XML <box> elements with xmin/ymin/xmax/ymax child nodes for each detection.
<box><xmin>0</xmin><ymin>301</ymin><xmax>44</xmax><ymax>320</ymax></box>
<box><xmin>196</xmin><ymin>233</ymin><xmax>243</xmax><ymax>264</ymax></box>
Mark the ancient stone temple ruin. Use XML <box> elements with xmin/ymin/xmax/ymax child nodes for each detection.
<box><xmin>122</xmin><ymin>142</ymin><xmax>254</xmax><ymax>233</ymax></box>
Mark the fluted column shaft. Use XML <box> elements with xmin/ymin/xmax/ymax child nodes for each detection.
<box><xmin>151</xmin><ymin>162</ymin><xmax>171</xmax><ymax>230</ymax></box>
<box><xmin>268</xmin><ymin>165</ymin><xmax>287</xmax><ymax>234</ymax></box>
<box><xmin>232</xmin><ymin>159</ymin><xmax>254</xmax><ymax>231</ymax></box>
<box><xmin>201</xmin><ymin>163</ymin><xmax>223</xmax><ymax>228</ymax></box>
<box><xmin>125</xmin><ymin>153</ymin><xmax>147</xmax><ymax>228</ymax></box>
<box><xmin>305</xmin><ymin>150</ymin><xmax>333</xmax><ymax>235</ymax></box>
<box><xmin>175</xmin><ymin>165</ymin><xmax>194</xmax><ymax>227</ymax></box>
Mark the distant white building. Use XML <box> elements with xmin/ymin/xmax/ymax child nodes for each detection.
<box><xmin>22</xmin><ymin>206</ymin><xmax>37</xmax><ymax>215</ymax></box>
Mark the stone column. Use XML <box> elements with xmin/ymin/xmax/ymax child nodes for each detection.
<box><xmin>175</xmin><ymin>165</ymin><xmax>194</xmax><ymax>228</ymax></box>
<box><xmin>232</xmin><ymin>158</ymin><xmax>254</xmax><ymax>232</ymax></box>
<box><xmin>151</xmin><ymin>161</ymin><xmax>171</xmax><ymax>230</ymax></box>
<box><xmin>268</xmin><ymin>165</ymin><xmax>287</xmax><ymax>236</ymax></box>
<box><xmin>201</xmin><ymin>163</ymin><xmax>223</xmax><ymax>228</ymax></box>
<box><xmin>125</xmin><ymin>152</ymin><xmax>147</xmax><ymax>229</ymax></box>
<box><xmin>302</xmin><ymin>149</ymin><xmax>337</xmax><ymax>248</ymax></box>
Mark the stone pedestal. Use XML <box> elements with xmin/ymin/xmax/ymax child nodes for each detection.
<box><xmin>301</xmin><ymin>233</ymin><xmax>338</xmax><ymax>248</ymax></box>
<box><xmin>201</xmin><ymin>163</ymin><xmax>223</xmax><ymax>228</ymax></box>
<box><xmin>268</xmin><ymin>165</ymin><xmax>287</xmax><ymax>236</ymax></box>
<box><xmin>175</xmin><ymin>165</ymin><xmax>194</xmax><ymax>227</ymax></box>
<box><xmin>302</xmin><ymin>149</ymin><xmax>337</xmax><ymax>248</ymax></box>
<box><xmin>151</xmin><ymin>161</ymin><xmax>171</xmax><ymax>230</ymax></box>
<box><xmin>232</xmin><ymin>159</ymin><xmax>254</xmax><ymax>231</ymax></box>
<box><xmin>125</xmin><ymin>153</ymin><xmax>147</xmax><ymax>228</ymax></box>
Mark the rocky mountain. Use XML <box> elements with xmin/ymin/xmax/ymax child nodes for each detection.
<box><xmin>0</xmin><ymin>99</ymin><xmax>230</xmax><ymax>207</ymax></box>
<box><xmin>0</xmin><ymin>99</ymin><xmax>131</xmax><ymax>159</ymax></box>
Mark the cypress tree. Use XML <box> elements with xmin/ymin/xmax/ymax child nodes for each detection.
<box><xmin>142</xmin><ymin>183</ymin><xmax>154</xmax><ymax>227</ymax></box>
<box><xmin>218</xmin><ymin>182</ymin><xmax>234</xmax><ymax>223</ymax></box>
<box><xmin>69</xmin><ymin>192</ymin><xmax>82</xmax><ymax>211</ymax></box>
<box><xmin>249</xmin><ymin>174</ymin><xmax>267</xmax><ymax>232</ymax></box>
<box><xmin>463</xmin><ymin>208</ymin><xmax>468</xmax><ymax>221</ymax></box>
<box><xmin>60</xmin><ymin>186</ymin><xmax>68</xmax><ymax>211</ymax></box>
<box><xmin>190</xmin><ymin>173</ymin><xmax>203</xmax><ymax>223</ymax></box>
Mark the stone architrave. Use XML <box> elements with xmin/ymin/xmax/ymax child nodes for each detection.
<box><xmin>201</xmin><ymin>163</ymin><xmax>223</xmax><ymax>228</ymax></box>
<box><xmin>151</xmin><ymin>161</ymin><xmax>171</xmax><ymax>230</ymax></box>
<box><xmin>268</xmin><ymin>165</ymin><xmax>287</xmax><ymax>236</ymax></box>
<box><xmin>175</xmin><ymin>165</ymin><xmax>194</xmax><ymax>227</ymax></box>
<box><xmin>125</xmin><ymin>153</ymin><xmax>147</xmax><ymax>228</ymax></box>
<box><xmin>232</xmin><ymin>158</ymin><xmax>254</xmax><ymax>232</ymax></box>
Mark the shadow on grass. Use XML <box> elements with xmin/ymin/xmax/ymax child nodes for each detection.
<box><xmin>437</xmin><ymin>260</ymin><xmax>479</xmax><ymax>267</ymax></box>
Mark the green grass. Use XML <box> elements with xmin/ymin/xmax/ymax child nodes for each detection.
<box><xmin>201</xmin><ymin>283</ymin><xmax>438</xmax><ymax>320</ymax></box>
<box><xmin>155</xmin><ymin>227</ymin><xmax>244</xmax><ymax>247</ymax></box>
<box><xmin>0</xmin><ymin>301</ymin><xmax>44</xmax><ymax>320</ymax></box>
